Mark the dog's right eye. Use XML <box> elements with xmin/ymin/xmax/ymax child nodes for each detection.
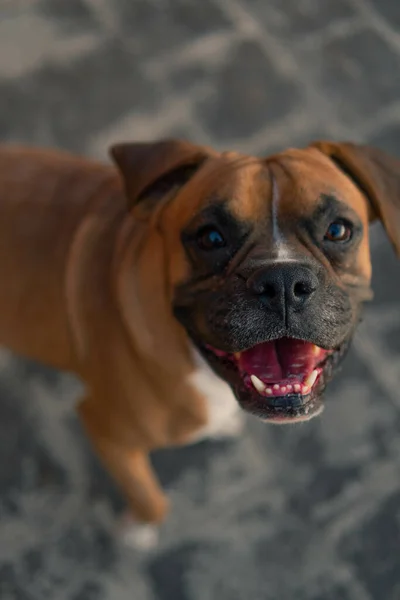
<box><xmin>196</xmin><ymin>227</ymin><xmax>226</xmax><ymax>251</ymax></box>
<box><xmin>324</xmin><ymin>220</ymin><xmax>353</xmax><ymax>243</ymax></box>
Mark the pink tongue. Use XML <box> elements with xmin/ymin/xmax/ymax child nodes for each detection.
<box><xmin>238</xmin><ymin>338</ymin><xmax>320</xmax><ymax>382</ymax></box>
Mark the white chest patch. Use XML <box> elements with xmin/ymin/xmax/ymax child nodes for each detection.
<box><xmin>186</xmin><ymin>347</ymin><xmax>244</xmax><ymax>443</ymax></box>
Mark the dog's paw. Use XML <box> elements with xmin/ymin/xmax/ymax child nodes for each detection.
<box><xmin>116</xmin><ymin>512</ymin><xmax>160</xmax><ymax>551</ymax></box>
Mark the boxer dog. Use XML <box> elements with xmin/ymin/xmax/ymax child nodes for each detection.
<box><xmin>0</xmin><ymin>140</ymin><xmax>398</xmax><ymax>542</ymax></box>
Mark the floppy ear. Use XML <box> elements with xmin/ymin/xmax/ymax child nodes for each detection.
<box><xmin>312</xmin><ymin>140</ymin><xmax>400</xmax><ymax>256</ymax></box>
<box><xmin>109</xmin><ymin>139</ymin><xmax>210</xmax><ymax>207</ymax></box>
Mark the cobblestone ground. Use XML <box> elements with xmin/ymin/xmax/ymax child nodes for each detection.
<box><xmin>1</xmin><ymin>1</ymin><xmax>400</xmax><ymax>599</ymax></box>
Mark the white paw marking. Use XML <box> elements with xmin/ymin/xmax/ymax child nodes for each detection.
<box><xmin>117</xmin><ymin>512</ymin><xmax>159</xmax><ymax>551</ymax></box>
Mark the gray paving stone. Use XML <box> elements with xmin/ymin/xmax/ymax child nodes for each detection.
<box><xmin>58</xmin><ymin>524</ymin><xmax>116</xmax><ymax>572</ymax></box>
<box><xmin>38</xmin><ymin>0</ymin><xmax>100</xmax><ymax>33</ymax></box>
<box><xmin>369</xmin><ymin>227</ymin><xmax>400</xmax><ymax>303</ymax></box>
<box><xmin>339</xmin><ymin>491</ymin><xmax>400</xmax><ymax>600</ymax></box>
<box><xmin>114</xmin><ymin>0</ymin><xmax>232</xmax><ymax>58</ymax></box>
<box><xmin>71</xmin><ymin>582</ymin><xmax>104</xmax><ymax>600</ymax></box>
<box><xmin>245</xmin><ymin>0</ymin><xmax>356</xmax><ymax>39</ymax></box>
<box><xmin>386</xmin><ymin>320</ymin><xmax>400</xmax><ymax>355</ymax></box>
<box><xmin>0</xmin><ymin>378</ymin><xmax>67</xmax><ymax>506</ymax></box>
<box><xmin>370</xmin><ymin>0</ymin><xmax>400</xmax><ymax>29</ymax></box>
<box><xmin>368</xmin><ymin>122</ymin><xmax>400</xmax><ymax>156</ymax></box>
<box><xmin>0</xmin><ymin>563</ymin><xmax>36</xmax><ymax>600</ymax></box>
<box><xmin>169</xmin><ymin>63</ymin><xmax>214</xmax><ymax>94</ymax></box>
<box><xmin>294</xmin><ymin>578</ymin><xmax>367</xmax><ymax>600</ymax></box>
<box><xmin>0</xmin><ymin>39</ymin><xmax>159</xmax><ymax>151</ymax></box>
<box><xmin>196</xmin><ymin>40</ymin><xmax>302</xmax><ymax>141</ymax></box>
<box><xmin>148</xmin><ymin>544</ymin><xmax>203</xmax><ymax>600</ymax></box>
<box><xmin>307</xmin><ymin>29</ymin><xmax>400</xmax><ymax>127</ymax></box>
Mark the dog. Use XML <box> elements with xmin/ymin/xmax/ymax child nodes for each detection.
<box><xmin>0</xmin><ymin>139</ymin><xmax>398</xmax><ymax>544</ymax></box>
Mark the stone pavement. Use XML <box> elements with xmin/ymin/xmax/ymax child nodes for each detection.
<box><xmin>0</xmin><ymin>0</ymin><xmax>400</xmax><ymax>598</ymax></box>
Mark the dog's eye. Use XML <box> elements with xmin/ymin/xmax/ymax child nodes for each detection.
<box><xmin>196</xmin><ymin>227</ymin><xmax>226</xmax><ymax>251</ymax></box>
<box><xmin>324</xmin><ymin>220</ymin><xmax>352</xmax><ymax>243</ymax></box>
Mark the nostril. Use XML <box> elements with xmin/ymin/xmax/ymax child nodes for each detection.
<box><xmin>249</xmin><ymin>279</ymin><xmax>279</xmax><ymax>297</ymax></box>
<box><xmin>293</xmin><ymin>280</ymin><xmax>316</xmax><ymax>298</ymax></box>
<box><xmin>263</xmin><ymin>283</ymin><xmax>276</xmax><ymax>298</ymax></box>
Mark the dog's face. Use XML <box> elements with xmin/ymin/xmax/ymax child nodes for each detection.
<box><xmin>111</xmin><ymin>140</ymin><xmax>400</xmax><ymax>424</ymax></box>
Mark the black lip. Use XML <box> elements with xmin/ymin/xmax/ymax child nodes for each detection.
<box><xmin>234</xmin><ymin>379</ymin><xmax>324</xmax><ymax>421</ymax></box>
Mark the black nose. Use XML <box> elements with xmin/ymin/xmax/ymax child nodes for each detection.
<box><xmin>247</xmin><ymin>263</ymin><xmax>319</xmax><ymax>312</ymax></box>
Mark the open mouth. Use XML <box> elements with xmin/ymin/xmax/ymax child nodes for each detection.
<box><xmin>204</xmin><ymin>337</ymin><xmax>342</xmax><ymax>423</ymax></box>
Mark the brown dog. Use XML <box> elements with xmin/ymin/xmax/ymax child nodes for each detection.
<box><xmin>0</xmin><ymin>140</ymin><xmax>398</xmax><ymax>540</ymax></box>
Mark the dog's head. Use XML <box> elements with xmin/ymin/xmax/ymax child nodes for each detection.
<box><xmin>110</xmin><ymin>139</ymin><xmax>400</xmax><ymax>423</ymax></box>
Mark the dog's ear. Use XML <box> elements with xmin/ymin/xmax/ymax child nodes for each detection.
<box><xmin>312</xmin><ymin>140</ymin><xmax>400</xmax><ymax>256</ymax></box>
<box><xmin>109</xmin><ymin>139</ymin><xmax>210</xmax><ymax>207</ymax></box>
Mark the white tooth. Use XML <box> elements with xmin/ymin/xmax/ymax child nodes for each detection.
<box><xmin>286</xmin><ymin>385</ymin><xmax>293</xmax><ymax>392</ymax></box>
<box><xmin>273</xmin><ymin>384</ymin><xmax>280</xmax><ymax>390</ymax></box>
<box><xmin>313</xmin><ymin>345</ymin><xmax>321</xmax><ymax>356</ymax></box>
<box><xmin>304</xmin><ymin>369</ymin><xmax>319</xmax><ymax>389</ymax></box>
<box><xmin>266</xmin><ymin>387</ymin><xmax>273</xmax><ymax>395</ymax></box>
<box><xmin>294</xmin><ymin>383</ymin><xmax>301</xmax><ymax>393</ymax></box>
<box><xmin>250</xmin><ymin>374</ymin><xmax>266</xmax><ymax>394</ymax></box>
<box><xmin>302</xmin><ymin>385</ymin><xmax>309</xmax><ymax>395</ymax></box>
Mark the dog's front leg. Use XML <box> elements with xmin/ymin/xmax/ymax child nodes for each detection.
<box><xmin>78</xmin><ymin>397</ymin><xmax>168</xmax><ymax>549</ymax></box>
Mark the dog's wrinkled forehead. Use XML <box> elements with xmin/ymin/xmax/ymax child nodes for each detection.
<box><xmin>265</xmin><ymin>147</ymin><xmax>371</xmax><ymax>219</ymax></box>
<box><xmin>161</xmin><ymin>152</ymin><xmax>268</xmax><ymax>229</ymax></box>
<box><xmin>172</xmin><ymin>147</ymin><xmax>370</xmax><ymax>230</ymax></box>
<box><xmin>180</xmin><ymin>147</ymin><xmax>369</xmax><ymax>235</ymax></box>
<box><xmin>167</xmin><ymin>146</ymin><xmax>374</xmax><ymax>284</ymax></box>
<box><xmin>251</xmin><ymin>148</ymin><xmax>368</xmax><ymax>219</ymax></box>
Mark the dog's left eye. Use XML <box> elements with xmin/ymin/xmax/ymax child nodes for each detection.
<box><xmin>324</xmin><ymin>220</ymin><xmax>352</xmax><ymax>243</ymax></box>
<box><xmin>196</xmin><ymin>227</ymin><xmax>226</xmax><ymax>251</ymax></box>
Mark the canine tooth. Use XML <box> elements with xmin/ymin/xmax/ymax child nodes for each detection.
<box><xmin>234</xmin><ymin>352</ymin><xmax>241</xmax><ymax>359</ymax></box>
<box><xmin>302</xmin><ymin>385</ymin><xmax>309</xmax><ymax>395</ymax></box>
<box><xmin>250</xmin><ymin>374</ymin><xmax>266</xmax><ymax>394</ymax></box>
<box><xmin>304</xmin><ymin>369</ymin><xmax>319</xmax><ymax>389</ymax></box>
<box><xmin>294</xmin><ymin>384</ymin><xmax>301</xmax><ymax>393</ymax></box>
<box><xmin>312</xmin><ymin>345</ymin><xmax>321</xmax><ymax>356</ymax></box>
<box><xmin>273</xmin><ymin>384</ymin><xmax>280</xmax><ymax>390</ymax></box>
<box><xmin>266</xmin><ymin>387</ymin><xmax>273</xmax><ymax>395</ymax></box>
